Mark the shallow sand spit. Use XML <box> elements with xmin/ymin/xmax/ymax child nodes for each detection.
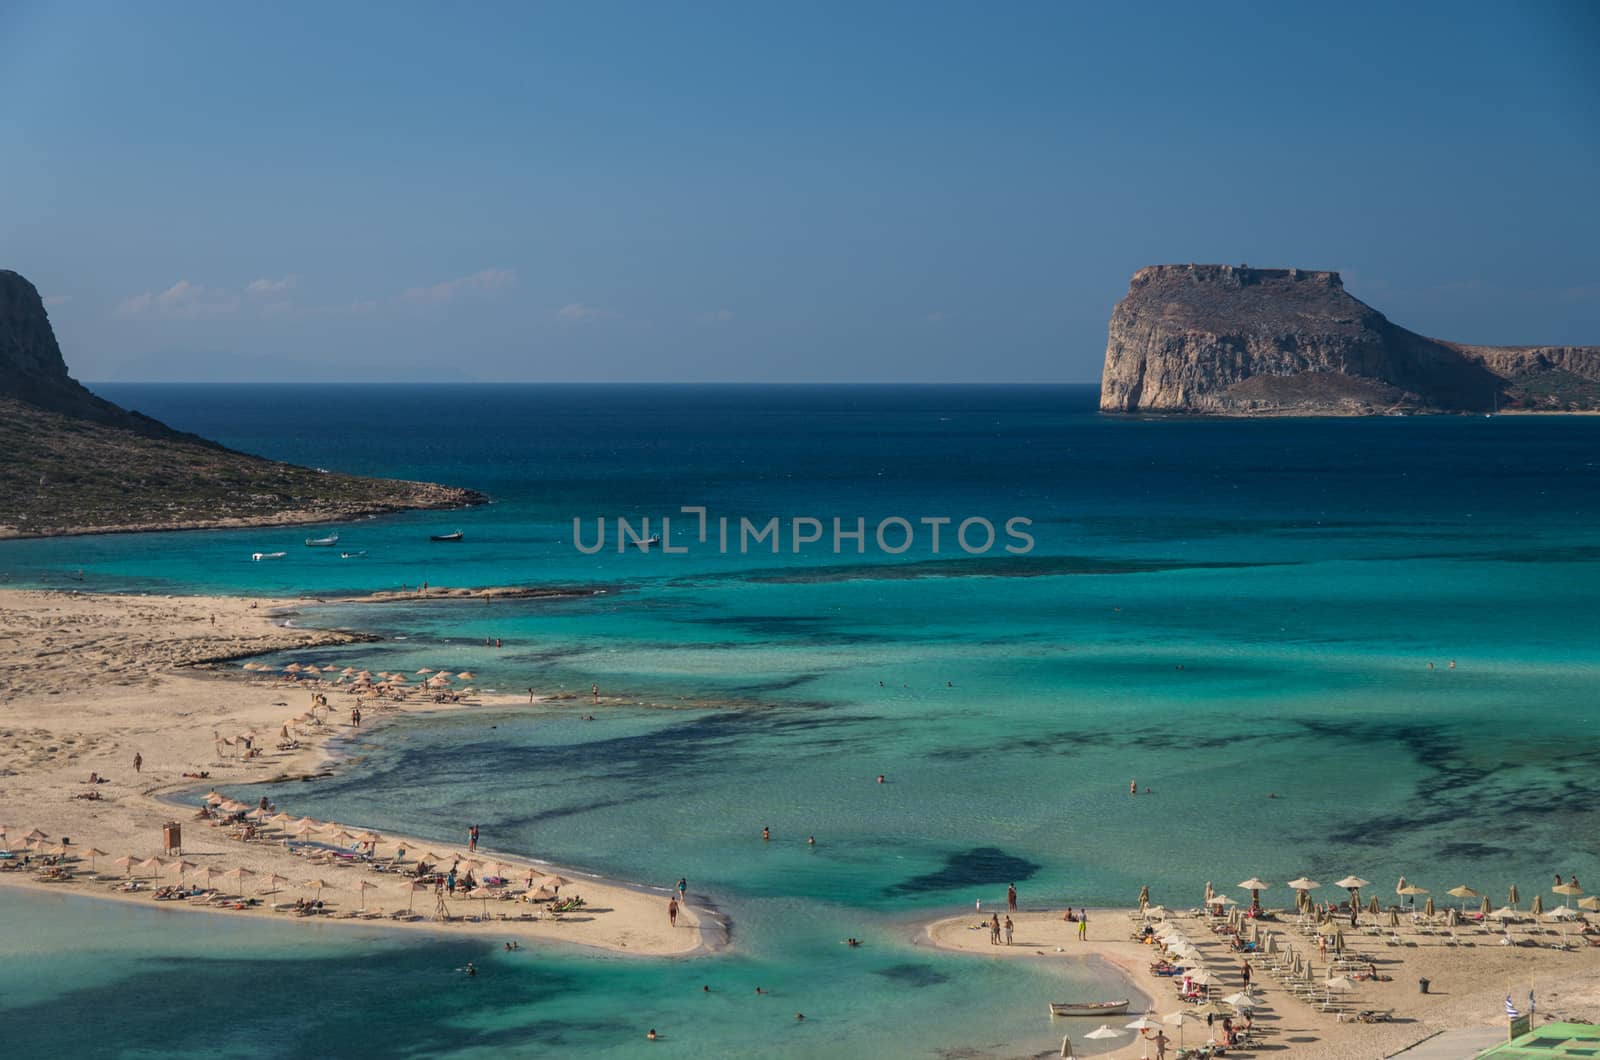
<box><xmin>924</xmin><ymin>908</ymin><xmax>1600</xmax><ymax>1058</ymax></box>
<box><xmin>0</xmin><ymin>589</ymin><xmax>716</xmax><ymax>957</ymax></box>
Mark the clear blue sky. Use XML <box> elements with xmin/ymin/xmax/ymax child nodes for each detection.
<box><xmin>2</xmin><ymin>2</ymin><xmax>1596</xmax><ymax>382</ymax></box>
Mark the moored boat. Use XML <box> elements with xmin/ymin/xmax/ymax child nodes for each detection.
<box><xmin>1048</xmin><ymin>999</ymin><xmax>1130</xmax><ymax>1018</ymax></box>
<box><xmin>305</xmin><ymin>533</ymin><xmax>340</xmax><ymax>547</ymax></box>
<box><xmin>429</xmin><ymin>531</ymin><xmax>464</xmax><ymax>542</ymax></box>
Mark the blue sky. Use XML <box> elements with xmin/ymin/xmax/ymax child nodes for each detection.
<box><xmin>2</xmin><ymin>2</ymin><xmax>1596</xmax><ymax>382</ymax></box>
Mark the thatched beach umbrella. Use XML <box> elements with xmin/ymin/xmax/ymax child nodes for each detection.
<box><xmin>1447</xmin><ymin>885</ymin><xmax>1479</xmax><ymax>912</ymax></box>
<box><xmin>1367</xmin><ymin>895</ymin><xmax>1379</xmax><ymax>914</ymax></box>
<box><xmin>1287</xmin><ymin>877</ymin><xmax>1320</xmax><ymax>893</ymax></box>
<box><xmin>1579</xmin><ymin>896</ymin><xmax>1600</xmax><ymax>912</ymax></box>
<box><xmin>260</xmin><ymin>872</ymin><xmax>290</xmax><ymax>894</ymax></box>
<box><xmin>350</xmin><ymin>879</ymin><xmax>378</xmax><ymax>910</ymax></box>
<box><xmin>303</xmin><ymin>877</ymin><xmax>331</xmax><ymax>901</ymax></box>
<box><xmin>1531</xmin><ymin>895</ymin><xmax>1545</xmax><ymax>916</ymax></box>
<box><xmin>82</xmin><ymin>847</ymin><xmax>108</xmax><ymax>872</ymax></box>
<box><xmin>139</xmin><ymin>856</ymin><xmax>167</xmax><ymax>878</ymax></box>
<box><xmin>1238</xmin><ymin>878</ymin><xmax>1270</xmax><ymax>912</ymax></box>
<box><xmin>467</xmin><ymin>885</ymin><xmax>497</xmax><ymax>917</ymax></box>
<box><xmin>1423</xmin><ymin>897</ymin><xmax>1435</xmax><ymax>918</ymax></box>
<box><xmin>1335</xmin><ymin>876</ymin><xmax>1370</xmax><ymax>907</ymax></box>
<box><xmin>1137</xmin><ymin>884</ymin><xmax>1151</xmax><ymax>909</ymax></box>
<box><xmin>1553</xmin><ymin>882</ymin><xmax>1585</xmax><ymax>908</ymax></box>
<box><xmin>113</xmin><ymin>854</ymin><xmax>139</xmax><ymax>876</ymax></box>
<box><xmin>191</xmin><ymin>866</ymin><xmax>221</xmax><ymax>891</ymax></box>
<box><xmin>165</xmin><ymin>859</ymin><xmax>197</xmax><ymax>879</ymax></box>
<box><xmin>223</xmin><ymin>867</ymin><xmax>255</xmax><ymax>894</ymax></box>
<box><xmin>533</xmin><ymin>874</ymin><xmax>570</xmax><ymax>890</ymax></box>
<box><xmin>1481</xmin><ymin>895</ymin><xmax>1492</xmax><ymax>915</ymax></box>
<box><xmin>456</xmin><ymin>671</ymin><xmax>475</xmax><ymax>680</ymax></box>
<box><xmin>1388</xmin><ymin>908</ymin><xmax>1400</xmax><ymax>928</ymax></box>
<box><xmin>268</xmin><ymin>812</ymin><xmax>294</xmax><ymax>831</ymax></box>
<box><xmin>1509</xmin><ymin>884</ymin><xmax>1520</xmax><ymax>909</ymax></box>
<box><xmin>1332</xmin><ymin>925</ymin><xmax>1345</xmax><ymax>953</ymax></box>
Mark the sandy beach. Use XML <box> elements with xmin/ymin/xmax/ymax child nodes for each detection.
<box><xmin>924</xmin><ymin>906</ymin><xmax>1600</xmax><ymax>1058</ymax></box>
<box><xmin>0</xmin><ymin>589</ymin><xmax>718</xmax><ymax>957</ymax></box>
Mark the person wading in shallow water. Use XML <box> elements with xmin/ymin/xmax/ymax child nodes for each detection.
<box><xmin>1007</xmin><ymin>883</ymin><xmax>1017</xmax><ymax>912</ymax></box>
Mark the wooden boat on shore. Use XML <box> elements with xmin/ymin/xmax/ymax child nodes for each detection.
<box><xmin>1048</xmin><ymin>999</ymin><xmax>1130</xmax><ymax>1018</ymax></box>
<box><xmin>305</xmin><ymin>533</ymin><xmax>339</xmax><ymax>547</ymax></box>
<box><xmin>429</xmin><ymin>531</ymin><xmax>464</xmax><ymax>542</ymax></box>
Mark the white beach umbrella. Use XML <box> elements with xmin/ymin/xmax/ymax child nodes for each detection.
<box><xmin>1083</xmin><ymin>1025</ymin><xmax>1121</xmax><ymax>1040</ymax></box>
<box><xmin>1125</xmin><ymin>1015</ymin><xmax>1162</xmax><ymax>1059</ymax></box>
<box><xmin>1286</xmin><ymin>877</ymin><xmax>1320</xmax><ymax>891</ymax></box>
<box><xmin>1164</xmin><ymin>1010</ymin><xmax>1202</xmax><ymax>1047</ymax></box>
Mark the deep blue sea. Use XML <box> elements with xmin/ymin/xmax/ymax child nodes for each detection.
<box><xmin>3</xmin><ymin>384</ymin><xmax>1598</xmax><ymax>1057</ymax></box>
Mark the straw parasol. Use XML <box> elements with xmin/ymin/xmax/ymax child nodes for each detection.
<box><xmin>260</xmin><ymin>872</ymin><xmax>290</xmax><ymax>894</ymax></box>
<box><xmin>1509</xmin><ymin>884</ymin><xmax>1520</xmax><ymax>909</ymax></box>
<box><xmin>191</xmin><ymin>866</ymin><xmax>221</xmax><ymax>890</ymax></box>
<box><xmin>113</xmin><ymin>854</ymin><xmax>140</xmax><ymax>876</ymax></box>
<box><xmin>1367</xmin><ymin>895</ymin><xmax>1379</xmax><ymax>914</ymax></box>
<box><xmin>81</xmin><ymin>847</ymin><xmax>108</xmax><ymax>872</ymax></box>
<box><xmin>1423</xmin><ymin>896</ymin><xmax>1435</xmax><ymax>918</ymax></box>
<box><xmin>1481</xmin><ymin>895</ymin><xmax>1492</xmax><ymax>916</ymax></box>
<box><xmin>139</xmin><ymin>855</ymin><xmax>167</xmax><ymax>878</ymax></box>
<box><xmin>1325</xmin><ymin>975</ymin><xmax>1353</xmax><ymax>992</ymax></box>
<box><xmin>1578</xmin><ymin>896</ymin><xmax>1600</xmax><ymax>912</ymax></box>
<box><xmin>533</xmin><ymin>874</ymin><xmax>570</xmax><ymax>891</ymax></box>
<box><xmin>165</xmin><ymin>859</ymin><xmax>198</xmax><ymax>879</ymax></box>
<box><xmin>1286</xmin><ymin>877</ymin><xmax>1320</xmax><ymax>892</ymax></box>
<box><xmin>350</xmin><ymin>879</ymin><xmax>378</xmax><ymax>910</ymax></box>
<box><xmin>1237</xmin><ymin>878</ymin><xmax>1270</xmax><ymax>911</ymax></box>
<box><xmin>1545</xmin><ymin>906</ymin><xmax>1580</xmax><ymax>921</ymax></box>
<box><xmin>1553</xmin><ymin>882</ymin><xmax>1585</xmax><ymax>909</ymax></box>
<box><xmin>1530</xmin><ymin>895</ymin><xmax>1545</xmax><ymax>916</ymax></box>
<box><xmin>1185</xmin><ymin>969</ymin><xmax>1218</xmax><ymax>987</ymax></box>
<box><xmin>456</xmin><ymin>671</ymin><xmax>475</xmax><ymax>680</ymax></box>
<box><xmin>1388</xmin><ymin>908</ymin><xmax>1400</xmax><ymax>927</ymax></box>
<box><xmin>467</xmin><ymin>885</ymin><xmax>496</xmax><ymax>917</ymax></box>
<box><xmin>223</xmin><ymin>867</ymin><xmax>255</xmax><ymax>894</ymax></box>
<box><xmin>1137</xmin><ymin>884</ymin><xmax>1151</xmax><ymax>909</ymax></box>
<box><xmin>1446</xmin><ymin>885</ymin><xmax>1479</xmax><ymax>912</ymax></box>
<box><xmin>303</xmin><ymin>877</ymin><xmax>331</xmax><ymax>901</ymax></box>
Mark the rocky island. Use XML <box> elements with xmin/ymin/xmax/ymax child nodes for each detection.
<box><xmin>0</xmin><ymin>268</ymin><xmax>484</xmax><ymax>537</ymax></box>
<box><xmin>1100</xmin><ymin>264</ymin><xmax>1600</xmax><ymax>415</ymax></box>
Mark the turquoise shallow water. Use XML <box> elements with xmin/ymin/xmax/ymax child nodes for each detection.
<box><xmin>3</xmin><ymin>384</ymin><xmax>1599</xmax><ymax>1057</ymax></box>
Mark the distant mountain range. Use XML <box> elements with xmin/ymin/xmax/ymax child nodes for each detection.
<box><xmin>0</xmin><ymin>268</ymin><xmax>484</xmax><ymax>538</ymax></box>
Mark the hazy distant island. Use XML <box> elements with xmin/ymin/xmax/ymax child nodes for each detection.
<box><xmin>0</xmin><ymin>268</ymin><xmax>485</xmax><ymax>538</ymax></box>
<box><xmin>1100</xmin><ymin>264</ymin><xmax>1600</xmax><ymax>415</ymax></box>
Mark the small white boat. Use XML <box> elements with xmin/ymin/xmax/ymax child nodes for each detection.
<box><xmin>641</xmin><ymin>533</ymin><xmax>662</xmax><ymax>549</ymax></box>
<box><xmin>1049</xmin><ymin>999</ymin><xmax>1130</xmax><ymax>1018</ymax></box>
<box><xmin>340</xmin><ymin>551</ymin><xmax>367</xmax><ymax>559</ymax></box>
<box><xmin>305</xmin><ymin>533</ymin><xmax>340</xmax><ymax>547</ymax></box>
<box><xmin>252</xmin><ymin>552</ymin><xmax>287</xmax><ymax>562</ymax></box>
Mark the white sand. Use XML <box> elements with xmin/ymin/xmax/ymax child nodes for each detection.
<box><xmin>0</xmin><ymin>589</ymin><xmax>718</xmax><ymax>957</ymax></box>
<box><xmin>923</xmin><ymin>907</ymin><xmax>1600</xmax><ymax>1058</ymax></box>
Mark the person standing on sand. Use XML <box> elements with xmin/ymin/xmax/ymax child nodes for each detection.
<box><xmin>1004</xmin><ymin>915</ymin><xmax>1014</xmax><ymax>945</ymax></box>
<box><xmin>1153</xmin><ymin>1028</ymin><xmax>1171</xmax><ymax>1059</ymax></box>
<box><xmin>1007</xmin><ymin>883</ymin><xmax>1017</xmax><ymax>912</ymax></box>
<box><xmin>592</xmin><ymin>684</ymin><xmax>599</xmax><ymax>703</ymax></box>
<box><xmin>468</xmin><ymin>825</ymin><xmax>479</xmax><ymax>852</ymax></box>
<box><xmin>668</xmin><ymin>896</ymin><xmax>678</xmax><ymax>927</ymax></box>
<box><xmin>133</xmin><ymin>752</ymin><xmax>142</xmax><ymax>773</ymax></box>
<box><xmin>1078</xmin><ymin>911</ymin><xmax>1088</xmax><ymax>941</ymax></box>
<box><xmin>990</xmin><ymin>913</ymin><xmax>1000</xmax><ymax>945</ymax></box>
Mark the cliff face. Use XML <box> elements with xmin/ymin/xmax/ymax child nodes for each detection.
<box><xmin>0</xmin><ymin>267</ymin><xmax>485</xmax><ymax>537</ymax></box>
<box><xmin>1100</xmin><ymin>265</ymin><xmax>1600</xmax><ymax>414</ymax></box>
<box><xmin>0</xmin><ymin>269</ymin><xmax>192</xmax><ymax>437</ymax></box>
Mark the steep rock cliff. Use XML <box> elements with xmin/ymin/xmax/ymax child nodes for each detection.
<box><xmin>1100</xmin><ymin>265</ymin><xmax>1600</xmax><ymax>414</ymax></box>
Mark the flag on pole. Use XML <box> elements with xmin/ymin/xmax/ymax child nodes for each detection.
<box><xmin>1505</xmin><ymin>995</ymin><xmax>1520</xmax><ymax>1018</ymax></box>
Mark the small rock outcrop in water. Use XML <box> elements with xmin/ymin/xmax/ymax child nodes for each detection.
<box><xmin>0</xmin><ymin>268</ymin><xmax>486</xmax><ymax>537</ymax></box>
<box><xmin>1100</xmin><ymin>264</ymin><xmax>1600</xmax><ymax>414</ymax></box>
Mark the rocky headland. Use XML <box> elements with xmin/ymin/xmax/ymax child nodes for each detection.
<box><xmin>1100</xmin><ymin>264</ymin><xmax>1600</xmax><ymax>415</ymax></box>
<box><xmin>0</xmin><ymin>268</ymin><xmax>485</xmax><ymax>537</ymax></box>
